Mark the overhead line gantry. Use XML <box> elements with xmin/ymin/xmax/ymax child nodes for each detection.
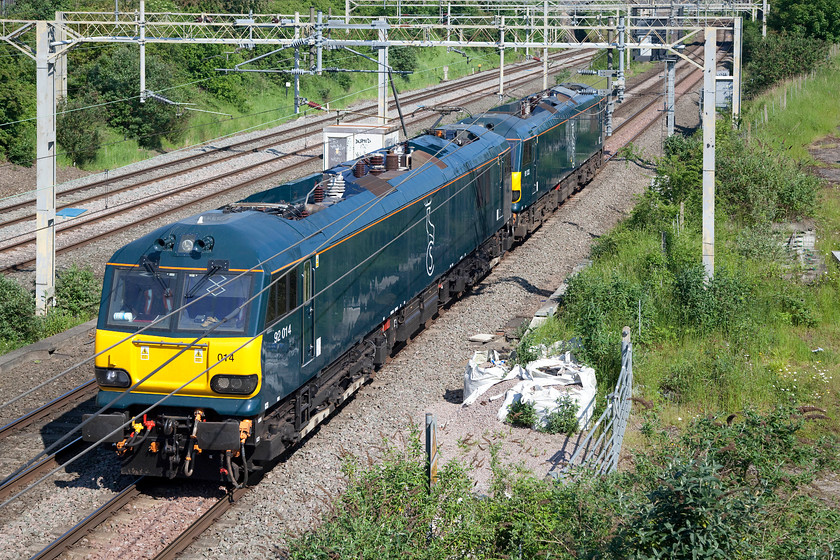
<box><xmin>1</xmin><ymin>0</ymin><xmax>759</xmax><ymax>310</ymax></box>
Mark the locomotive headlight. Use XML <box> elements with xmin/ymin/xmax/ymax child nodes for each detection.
<box><xmin>210</xmin><ymin>374</ymin><xmax>258</xmax><ymax>395</ymax></box>
<box><xmin>179</xmin><ymin>236</ymin><xmax>195</xmax><ymax>253</ymax></box>
<box><xmin>95</xmin><ymin>367</ymin><xmax>131</xmax><ymax>388</ymax></box>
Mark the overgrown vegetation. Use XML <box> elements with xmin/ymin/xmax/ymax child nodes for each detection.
<box><xmin>743</xmin><ymin>24</ymin><xmax>829</xmax><ymax>96</ymax></box>
<box><xmin>0</xmin><ymin>268</ymin><xmax>100</xmax><ymax>354</ymax></box>
<box><xmin>541</xmin><ymin>394</ymin><xmax>579</xmax><ymax>436</ymax></box>
<box><xmin>285</xmin><ymin>407</ymin><xmax>840</xmax><ymax>559</ymax></box>
<box><xmin>505</xmin><ymin>398</ymin><xmax>538</xmax><ymax>428</ymax></box>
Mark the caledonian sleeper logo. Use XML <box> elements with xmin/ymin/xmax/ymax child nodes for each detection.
<box><xmin>425</xmin><ymin>199</ymin><xmax>435</xmax><ymax>276</ymax></box>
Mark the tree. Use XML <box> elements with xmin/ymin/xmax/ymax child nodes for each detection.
<box><xmin>57</xmin><ymin>97</ymin><xmax>103</xmax><ymax>166</ymax></box>
<box><xmin>742</xmin><ymin>28</ymin><xmax>827</xmax><ymax>96</ymax></box>
<box><xmin>8</xmin><ymin>0</ymin><xmax>68</xmax><ymax>20</ymax></box>
<box><xmin>769</xmin><ymin>0</ymin><xmax>840</xmax><ymax>42</ymax></box>
<box><xmin>0</xmin><ymin>54</ymin><xmax>35</xmax><ymax>165</ymax></box>
<box><xmin>86</xmin><ymin>45</ymin><xmax>187</xmax><ymax>150</ymax></box>
<box><xmin>389</xmin><ymin>47</ymin><xmax>417</xmax><ymax>81</ymax></box>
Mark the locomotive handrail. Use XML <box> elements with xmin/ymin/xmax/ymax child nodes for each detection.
<box><xmin>130</xmin><ymin>340</ymin><xmax>210</xmax><ymax>348</ymax></box>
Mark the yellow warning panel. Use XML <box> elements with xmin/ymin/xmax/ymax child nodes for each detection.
<box><xmin>95</xmin><ymin>330</ymin><xmax>262</xmax><ymax>399</ymax></box>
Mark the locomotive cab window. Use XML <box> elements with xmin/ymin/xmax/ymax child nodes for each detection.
<box><xmin>179</xmin><ymin>273</ymin><xmax>252</xmax><ymax>333</ymax></box>
<box><xmin>265</xmin><ymin>270</ymin><xmax>298</xmax><ymax>326</ymax></box>
<box><xmin>521</xmin><ymin>140</ymin><xmax>534</xmax><ymax>166</ymax></box>
<box><xmin>105</xmin><ymin>268</ymin><xmax>178</xmax><ymax>329</ymax></box>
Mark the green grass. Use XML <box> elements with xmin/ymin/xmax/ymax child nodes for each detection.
<box><xmin>744</xmin><ymin>50</ymin><xmax>840</xmax><ymax>161</ymax></box>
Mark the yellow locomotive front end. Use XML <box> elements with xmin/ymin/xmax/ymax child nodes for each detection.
<box><xmin>85</xmin><ymin>260</ymin><xmax>268</xmax><ymax>481</ymax></box>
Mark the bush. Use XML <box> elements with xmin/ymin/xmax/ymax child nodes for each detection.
<box><xmin>768</xmin><ymin>0</ymin><xmax>840</xmax><ymax>42</ymax></box>
<box><xmin>542</xmin><ymin>394</ymin><xmax>579</xmax><ymax>436</ymax></box>
<box><xmin>86</xmin><ymin>45</ymin><xmax>187</xmax><ymax>150</ymax></box>
<box><xmin>562</xmin><ymin>269</ymin><xmax>648</xmax><ymax>379</ymax></box>
<box><xmin>39</xmin><ymin>308</ymin><xmax>81</xmax><ymax>338</ymax></box>
<box><xmin>743</xmin><ymin>28</ymin><xmax>828</xmax><ymax>96</ymax></box>
<box><xmin>0</xmin><ymin>57</ymin><xmax>36</xmax><ymax>166</ymax></box>
<box><xmin>506</xmin><ymin>398</ymin><xmax>538</xmax><ymax>428</ymax></box>
<box><xmin>735</xmin><ymin>225</ymin><xmax>786</xmax><ymax>261</ymax></box>
<box><xmin>57</xmin><ymin>97</ymin><xmax>102</xmax><ymax>166</ymax></box>
<box><xmin>613</xmin><ymin>456</ymin><xmax>756</xmax><ymax>559</ymax></box>
<box><xmin>389</xmin><ymin>47</ymin><xmax>418</xmax><ymax>79</ymax></box>
<box><xmin>0</xmin><ymin>276</ymin><xmax>37</xmax><ymax>343</ymax></box>
<box><xmin>55</xmin><ymin>265</ymin><xmax>100</xmax><ymax>318</ymax></box>
<box><xmin>672</xmin><ymin>265</ymin><xmax>751</xmax><ymax>335</ymax></box>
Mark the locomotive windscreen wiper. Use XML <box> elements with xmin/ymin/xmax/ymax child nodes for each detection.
<box><xmin>141</xmin><ymin>257</ymin><xmax>172</xmax><ymax>297</ymax></box>
<box><xmin>184</xmin><ymin>263</ymin><xmax>223</xmax><ymax>299</ymax></box>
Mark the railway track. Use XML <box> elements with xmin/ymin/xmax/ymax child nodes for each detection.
<box><xmin>0</xmin><ymin>380</ymin><xmax>96</xmax><ymax>442</ymax></box>
<box><xmin>24</xmin><ymin>477</ymin><xmax>245</xmax><ymax>560</ymax></box>
<box><xmin>29</xmin><ymin>478</ymin><xmax>144</xmax><ymax>560</ymax></box>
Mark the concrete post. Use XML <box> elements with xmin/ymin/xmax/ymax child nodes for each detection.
<box><xmin>35</xmin><ymin>21</ymin><xmax>56</xmax><ymax>314</ymax></box>
<box><xmin>294</xmin><ymin>47</ymin><xmax>300</xmax><ymax>114</ymax></box>
<box><xmin>604</xmin><ymin>16</ymin><xmax>614</xmax><ymax>136</ymax></box>
<box><xmin>525</xmin><ymin>6</ymin><xmax>530</xmax><ymax>58</ymax></box>
<box><xmin>54</xmin><ymin>12</ymin><xmax>67</xmax><ymax>100</ymax></box>
<box><xmin>665</xmin><ymin>6</ymin><xmax>675</xmax><ymax>136</ymax></box>
<box><xmin>761</xmin><ymin>0</ymin><xmax>767</xmax><ymax>37</ymax></box>
<box><xmin>378</xmin><ymin>18</ymin><xmax>388</xmax><ymax>124</ymax></box>
<box><xmin>498</xmin><ymin>16</ymin><xmax>504</xmax><ymax>98</ymax></box>
<box><xmin>732</xmin><ymin>17</ymin><xmax>742</xmax><ymax>121</ymax></box>
<box><xmin>543</xmin><ymin>0</ymin><xmax>548</xmax><ymax>90</ymax></box>
<box><xmin>139</xmin><ymin>0</ymin><xmax>146</xmax><ymax>102</ymax></box>
<box><xmin>702</xmin><ymin>28</ymin><xmax>716</xmax><ymax>280</ymax></box>
<box><xmin>294</xmin><ymin>12</ymin><xmax>300</xmax><ymax>114</ymax></box>
<box><xmin>666</xmin><ymin>58</ymin><xmax>675</xmax><ymax>135</ymax></box>
<box><xmin>617</xmin><ymin>17</ymin><xmax>625</xmax><ymax>102</ymax></box>
<box><xmin>316</xmin><ymin>10</ymin><xmax>323</xmax><ymax>75</ymax></box>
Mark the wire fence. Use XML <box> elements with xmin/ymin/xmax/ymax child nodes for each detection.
<box><xmin>558</xmin><ymin>326</ymin><xmax>633</xmax><ymax>477</ymax></box>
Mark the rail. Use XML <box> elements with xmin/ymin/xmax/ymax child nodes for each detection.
<box><xmin>559</xmin><ymin>326</ymin><xmax>632</xmax><ymax>477</ymax></box>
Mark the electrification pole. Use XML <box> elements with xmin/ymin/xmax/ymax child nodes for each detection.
<box><xmin>732</xmin><ymin>16</ymin><xmax>742</xmax><ymax>121</ymax></box>
<box><xmin>35</xmin><ymin>21</ymin><xmax>56</xmax><ymax>314</ymax></box>
<box><xmin>702</xmin><ymin>28</ymin><xmax>717</xmax><ymax>280</ymax></box>
<box><xmin>377</xmin><ymin>18</ymin><xmax>388</xmax><ymax>124</ymax></box>
<box><xmin>498</xmin><ymin>16</ymin><xmax>505</xmax><ymax>98</ymax></box>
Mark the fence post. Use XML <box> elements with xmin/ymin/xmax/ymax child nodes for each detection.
<box><xmin>425</xmin><ymin>413</ymin><xmax>438</xmax><ymax>491</ymax></box>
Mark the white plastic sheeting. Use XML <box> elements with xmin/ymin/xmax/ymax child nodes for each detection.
<box><xmin>463</xmin><ymin>350</ymin><xmax>520</xmax><ymax>406</ymax></box>
<box><xmin>463</xmin><ymin>350</ymin><xmax>597</xmax><ymax>432</ymax></box>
